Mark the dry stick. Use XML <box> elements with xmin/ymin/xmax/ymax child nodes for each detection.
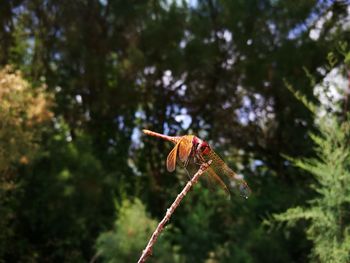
<box><xmin>137</xmin><ymin>160</ymin><xmax>212</xmax><ymax>263</ymax></box>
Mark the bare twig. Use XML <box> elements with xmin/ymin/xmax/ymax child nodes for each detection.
<box><xmin>89</xmin><ymin>253</ymin><xmax>99</xmax><ymax>263</ymax></box>
<box><xmin>137</xmin><ymin>161</ymin><xmax>212</xmax><ymax>263</ymax></box>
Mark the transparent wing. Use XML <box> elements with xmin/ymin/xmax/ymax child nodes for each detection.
<box><xmin>202</xmin><ymin>150</ymin><xmax>251</xmax><ymax>199</ymax></box>
<box><xmin>202</xmin><ymin>167</ymin><xmax>231</xmax><ymax>197</ymax></box>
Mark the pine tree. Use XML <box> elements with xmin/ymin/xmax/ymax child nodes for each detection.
<box><xmin>268</xmin><ymin>50</ymin><xmax>350</xmax><ymax>262</ymax></box>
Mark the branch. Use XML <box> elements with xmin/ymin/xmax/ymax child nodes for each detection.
<box><xmin>137</xmin><ymin>161</ymin><xmax>212</xmax><ymax>263</ymax></box>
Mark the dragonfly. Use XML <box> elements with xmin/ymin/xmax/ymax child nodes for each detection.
<box><xmin>143</xmin><ymin>129</ymin><xmax>251</xmax><ymax>199</ymax></box>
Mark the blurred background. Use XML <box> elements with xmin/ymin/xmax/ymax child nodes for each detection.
<box><xmin>1</xmin><ymin>0</ymin><xmax>350</xmax><ymax>262</ymax></box>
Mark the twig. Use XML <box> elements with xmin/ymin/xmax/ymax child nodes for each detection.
<box><xmin>89</xmin><ymin>253</ymin><xmax>99</xmax><ymax>263</ymax></box>
<box><xmin>137</xmin><ymin>160</ymin><xmax>212</xmax><ymax>263</ymax></box>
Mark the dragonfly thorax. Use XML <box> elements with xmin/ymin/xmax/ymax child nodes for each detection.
<box><xmin>193</xmin><ymin>136</ymin><xmax>211</xmax><ymax>155</ymax></box>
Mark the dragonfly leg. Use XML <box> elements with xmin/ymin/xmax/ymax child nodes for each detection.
<box><xmin>197</xmin><ymin>154</ymin><xmax>206</xmax><ymax>164</ymax></box>
<box><xmin>193</xmin><ymin>157</ymin><xmax>202</xmax><ymax>166</ymax></box>
<box><xmin>184</xmin><ymin>155</ymin><xmax>191</xmax><ymax>168</ymax></box>
<box><xmin>184</xmin><ymin>164</ymin><xmax>191</xmax><ymax>180</ymax></box>
<box><xmin>184</xmin><ymin>167</ymin><xmax>192</xmax><ymax>180</ymax></box>
<box><xmin>176</xmin><ymin>158</ymin><xmax>192</xmax><ymax>180</ymax></box>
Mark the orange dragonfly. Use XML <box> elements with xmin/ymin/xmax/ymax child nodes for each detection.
<box><xmin>143</xmin><ymin>129</ymin><xmax>251</xmax><ymax>199</ymax></box>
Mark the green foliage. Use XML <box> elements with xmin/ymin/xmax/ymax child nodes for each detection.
<box><xmin>2</xmin><ymin>120</ymin><xmax>119</xmax><ymax>262</ymax></box>
<box><xmin>284</xmin><ymin>78</ymin><xmax>317</xmax><ymax>114</ymax></box>
<box><xmin>0</xmin><ymin>65</ymin><xmax>52</xmax><ymax>260</ymax></box>
<box><xmin>268</xmin><ymin>48</ymin><xmax>350</xmax><ymax>262</ymax></box>
<box><xmin>268</xmin><ymin>112</ymin><xmax>350</xmax><ymax>261</ymax></box>
<box><xmin>174</xmin><ymin>187</ymin><xmax>223</xmax><ymax>262</ymax></box>
<box><xmin>95</xmin><ymin>198</ymin><xmax>180</xmax><ymax>263</ymax></box>
<box><xmin>0</xmin><ymin>65</ymin><xmax>52</xmax><ymax>173</ymax></box>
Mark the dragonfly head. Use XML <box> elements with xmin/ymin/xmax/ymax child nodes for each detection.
<box><xmin>193</xmin><ymin>137</ymin><xmax>211</xmax><ymax>155</ymax></box>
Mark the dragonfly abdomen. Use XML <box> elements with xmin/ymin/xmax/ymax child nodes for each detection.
<box><xmin>143</xmin><ymin>129</ymin><xmax>181</xmax><ymax>144</ymax></box>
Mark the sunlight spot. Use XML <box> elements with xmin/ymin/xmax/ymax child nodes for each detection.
<box><xmin>162</xmin><ymin>70</ymin><xmax>173</xmax><ymax>86</ymax></box>
<box><xmin>76</xmin><ymin>94</ymin><xmax>82</xmax><ymax>104</ymax></box>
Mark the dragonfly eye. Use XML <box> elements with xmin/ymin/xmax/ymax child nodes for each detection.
<box><xmin>200</xmin><ymin>142</ymin><xmax>210</xmax><ymax>155</ymax></box>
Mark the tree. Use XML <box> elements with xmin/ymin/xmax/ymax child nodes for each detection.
<box><xmin>95</xmin><ymin>198</ymin><xmax>180</xmax><ymax>263</ymax></box>
<box><xmin>267</xmin><ymin>50</ymin><xmax>350</xmax><ymax>262</ymax></box>
<box><xmin>0</xmin><ymin>65</ymin><xmax>52</xmax><ymax>260</ymax></box>
<box><xmin>269</xmin><ymin>115</ymin><xmax>350</xmax><ymax>262</ymax></box>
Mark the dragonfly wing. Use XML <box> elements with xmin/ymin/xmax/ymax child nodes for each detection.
<box><xmin>203</xmin><ymin>150</ymin><xmax>251</xmax><ymax>199</ymax></box>
<box><xmin>219</xmin><ymin>166</ymin><xmax>251</xmax><ymax>198</ymax></box>
<box><xmin>166</xmin><ymin>142</ymin><xmax>180</xmax><ymax>172</ymax></box>
<box><xmin>204</xmin><ymin>167</ymin><xmax>231</xmax><ymax>197</ymax></box>
<box><xmin>178</xmin><ymin>136</ymin><xmax>194</xmax><ymax>163</ymax></box>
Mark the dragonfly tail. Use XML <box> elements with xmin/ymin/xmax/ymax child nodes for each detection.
<box><xmin>143</xmin><ymin>129</ymin><xmax>180</xmax><ymax>144</ymax></box>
